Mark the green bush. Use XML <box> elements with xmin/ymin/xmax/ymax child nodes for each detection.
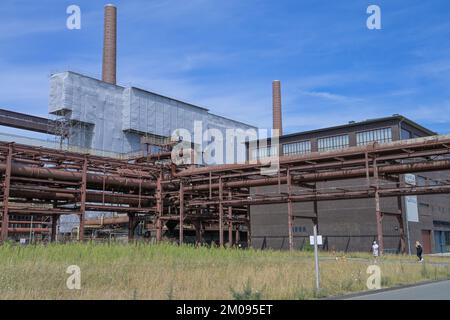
<box><xmin>230</xmin><ymin>280</ymin><xmax>262</xmax><ymax>300</ymax></box>
<box><xmin>420</xmin><ymin>263</ymin><xmax>429</xmax><ymax>278</ymax></box>
<box><xmin>381</xmin><ymin>276</ymin><xmax>392</xmax><ymax>287</ymax></box>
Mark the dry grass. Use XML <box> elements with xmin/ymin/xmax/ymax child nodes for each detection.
<box><xmin>0</xmin><ymin>242</ymin><xmax>449</xmax><ymax>300</ymax></box>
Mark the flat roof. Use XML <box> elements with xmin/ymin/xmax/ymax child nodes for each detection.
<box><xmin>280</xmin><ymin>115</ymin><xmax>437</xmax><ymax>139</ymax></box>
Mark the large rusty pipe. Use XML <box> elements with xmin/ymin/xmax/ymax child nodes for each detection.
<box><xmin>84</xmin><ymin>215</ymin><xmax>129</xmax><ymax>226</ymax></box>
<box><xmin>6</xmin><ymin>228</ymin><xmax>50</xmax><ymax>233</ymax></box>
<box><xmin>174</xmin><ymin>134</ymin><xmax>450</xmax><ymax>178</ymax></box>
<box><xmin>189</xmin><ymin>184</ymin><xmax>450</xmax><ymax>207</ymax></box>
<box><xmin>0</xmin><ymin>163</ymin><xmax>156</xmax><ymax>191</ymax></box>
<box><xmin>9</xmin><ymin>188</ymin><xmax>152</xmax><ymax>206</ymax></box>
<box><xmin>183</xmin><ymin>159</ymin><xmax>450</xmax><ymax>192</ymax></box>
<box><xmin>3</xmin><ymin>159</ymin><xmax>449</xmax><ymax>193</ymax></box>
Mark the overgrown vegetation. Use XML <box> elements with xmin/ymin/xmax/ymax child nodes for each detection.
<box><xmin>230</xmin><ymin>280</ymin><xmax>263</xmax><ymax>300</ymax></box>
<box><xmin>0</xmin><ymin>242</ymin><xmax>449</xmax><ymax>299</ymax></box>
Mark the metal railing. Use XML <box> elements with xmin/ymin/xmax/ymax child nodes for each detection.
<box><xmin>0</xmin><ymin>132</ymin><xmax>144</xmax><ymax>160</ymax></box>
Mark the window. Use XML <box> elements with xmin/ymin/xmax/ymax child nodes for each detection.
<box><xmin>251</xmin><ymin>145</ymin><xmax>278</xmax><ymax>160</ymax></box>
<box><xmin>292</xmin><ymin>226</ymin><xmax>306</xmax><ymax>233</ymax></box>
<box><xmin>416</xmin><ymin>176</ymin><xmax>426</xmax><ymax>187</ymax></box>
<box><xmin>401</xmin><ymin>128</ymin><xmax>413</xmax><ymax>140</ymax></box>
<box><xmin>429</xmin><ymin>179</ymin><xmax>439</xmax><ymax>186</ymax></box>
<box><xmin>356</xmin><ymin>128</ymin><xmax>392</xmax><ymax>146</ymax></box>
<box><xmin>282</xmin><ymin>141</ymin><xmax>311</xmax><ymax>156</ymax></box>
<box><xmin>318</xmin><ymin>134</ymin><xmax>349</xmax><ymax>151</ymax></box>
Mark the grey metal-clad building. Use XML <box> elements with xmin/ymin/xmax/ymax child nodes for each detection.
<box><xmin>49</xmin><ymin>71</ymin><xmax>256</xmax><ymax>161</ymax></box>
<box><xmin>250</xmin><ymin>115</ymin><xmax>450</xmax><ymax>254</ymax></box>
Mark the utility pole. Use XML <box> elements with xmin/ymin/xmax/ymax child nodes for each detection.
<box><xmin>29</xmin><ymin>215</ymin><xmax>34</xmax><ymax>244</ymax></box>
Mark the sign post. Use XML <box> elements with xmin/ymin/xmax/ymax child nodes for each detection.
<box><xmin>310</xmin><ymin>226</ymin><xmax>321</xmax><ymax>291</ymax></box>
<box><xmin>404</xmin><ymin>174</ymin><xmax>419</xmax><ymax>255</ymax></box>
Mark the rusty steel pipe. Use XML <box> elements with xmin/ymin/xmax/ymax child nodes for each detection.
<box><xmin>9</xmin><ymin>188</ymin><xmax>152</xmax><ymax>206</ymax></box>
<box><xmin>174</xmin><ymin>134</ymin><xmax>450</xmax><ymax>178</ymax></box>
<box><xmin>6</xmin><ymin>228</ymin><xmax>50</xmax><ymax>233</ymax></box>
<box><xmin>188</xmin><ymin>184</ymin><xmax>450</xmax><ymax>207</ymax></box>
<box><xmin>183</xmin><ymin>159</ymin><xmax>450</xmax><ymax>192</ymax></box>
<box><xmin>0</xmin><ymin>163</ymin><xmax>156</xmax><ymax>191</ymax></box>
<box><xmin>84</xmin><ymin>215</ymin><xmax>129</xmax><ymax>226</ymax></box>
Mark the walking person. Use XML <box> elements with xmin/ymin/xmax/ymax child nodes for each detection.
<box><xmin>372</xmin><ymin>240</ymin><xmax>379</xmax><ymax>262</ymax></box>
<box><xmin>415</xmin><ymin>241</ymin><xmax>424</xmax><ymax>262</ymax></box>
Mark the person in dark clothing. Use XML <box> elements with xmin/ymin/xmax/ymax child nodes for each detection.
<box><xmin>415</xmin><ymin>241</ymin><xmax>424</xmax><ymax>262</ymax></box>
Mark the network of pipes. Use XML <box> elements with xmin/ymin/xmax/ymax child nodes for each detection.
<box><xmin>2</xmin><ymin>133</ymin><xmax>450</xmax><ymax>252</ymax></box>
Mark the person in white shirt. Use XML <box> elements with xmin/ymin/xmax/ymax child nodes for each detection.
<box><xmin>372</xmin><ymin>240</ymin><xmax>379</xmax><ymax>261</ymax></box>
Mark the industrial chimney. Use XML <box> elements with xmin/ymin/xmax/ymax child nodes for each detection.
<box><xmin>102</xmin><ymin>4</ymin><xmax>117</xmax><ymax>85</ymax></box>
<box><xmin>272</xmin><ymin>80</ymin><xmax>283</xmax><ymax>136</ymax></box>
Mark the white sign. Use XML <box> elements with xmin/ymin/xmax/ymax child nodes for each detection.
<box><xmin>19</xmin><ymin>238</ymin><xmax>26</xmax><ymax>245</ymax></box>
<box><xmin>309</xmin><ymin>235</ymin><xmax>323</xmax><ymax>246</ymax></box>
<box><xmin>404</xmin><ymin>174</ymin><xmax>419</xmax><ymax>222</ymax></box>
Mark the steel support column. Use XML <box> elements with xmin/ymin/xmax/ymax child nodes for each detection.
<box><xmin>156</xmin><ymin>172</ymin><xmax>163</xmax><ymax>242</ymax></box>
<box><xmin>218</xmin><ymin>177</ymin><xmax>224</xmax><ymax>247</ymax></box>
<box><xmin>287</xmin><ymin>168</ymin><xmax>294</xmax><ymax>251</ymax></box>
<box><xmin>1</xmin><ymin>144</ymin><xmax>13</xmax><ymax>242</ymax></box>
<box><xmin>247</xmin><ymin>204</ymin><xmax>251</xmax><ymax>248</ymax></box>
<box><xmin>78</xmin><ymin>157</ymin><xmax>87</xmax><ymax>241</ymax></box>
<box><xmin>373</xmin><ymin>159</ymin><xmax>384</xmax><ymax>253</ymax></box>
<box><xmin>179</xmin><ymin>180</ymin><xmax>184</xmax><ymax>244</ymax></box>
<box><xmin>128</xmin><ymin>213</ymin><xmax>135</xmax><ymax>240</ymax></box>
<box><xmin>397</xmin><ymin>177</ymin><xmax>407</xmax><ymax>254</ymax></box>
<box><xmin>194</xmin><ymin>220</ymin><xmax>203</xmax><ymax>245</ymax></box>
<box><xmin>313</xmin><ymin>183</ymin><xmax>319</xmax><ymax>232</ymax></box>
<box><xmin>51</xmin><ymin>214</ymin><xmax>58</xmax><ymax>242</ymax></box>
<box><xmin>228</xmin><ymin>190</ymin><xmax>233</xmax><ymax>247</ymax></box>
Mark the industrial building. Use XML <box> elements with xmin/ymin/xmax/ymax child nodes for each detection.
<box><xmin>249</xmin><ymin>114</ymin><xmax>450</xmax><ymax>254</ymax></box>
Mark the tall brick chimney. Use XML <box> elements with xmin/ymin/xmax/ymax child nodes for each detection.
<box><xmin>102</xmin><ymin>4</ymin><xmax>117</xmax><ymax>85</ymax></box>
<box><xmin>272</xmin><ymin>80</ymin><xmax>283</xmax><ymax>136</ymax></box>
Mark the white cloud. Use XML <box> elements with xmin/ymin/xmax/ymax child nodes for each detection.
<box><xmin>406</xmin><ymin>102</ymin><xmax>450</xmax><ymax>124</ymax></box>
<box><xmin>299</xmin><ymin>90</ymin><xmax>363</xmax><ymax>103</ymax></box>
<box><xmin>0</xmin><ymin>21</ymin><xmax>61</xmax><ymax>39</ymax></box>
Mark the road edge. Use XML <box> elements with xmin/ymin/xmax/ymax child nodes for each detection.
<box><xmin>324</xmin><ymin>278</ymin><xmax>450</xmax><ymax>300</ymax></box>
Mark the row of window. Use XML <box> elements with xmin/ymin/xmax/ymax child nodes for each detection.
<box><xmin>292</xmin><ymin>226</ymin><xmax>307</xmax><ymax>233</ymax></box>
<box><xmin>416</xmin><ymin>175</ymin><xmax>443</xmax><ymax>187</ymax></box>
<box><xmin>419</xmin><ymin>204</ymin><xmax>450</xmax><ymax>214</ymax></box>
<box><xmin>283</xmin><ymin>141</ymin><xmax>311</xmax><ymax>155</ymax></box>
<box><xmin>318</xmin><ymin>134</ymin><xmax>349</xmax><ymax>151</ymax></box>
<box><xmin>251</xmin><ymin>145</ymin><xmax>278</xmax><ymax>160</ymax></box>
<box><xmin>251</xmin><ymin>127</ymin><xmax>394</xmax><ymax>158</ymax></box>
<box><xmin>356</xmin><ymin>128</ymin><xmax>392</xmax><ymax>146</ymax></box>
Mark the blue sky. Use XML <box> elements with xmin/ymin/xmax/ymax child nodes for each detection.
<box><xmin>1</xmin><ymin>0</ymin><xmax>450</xmax><ymax>135</ymax></box>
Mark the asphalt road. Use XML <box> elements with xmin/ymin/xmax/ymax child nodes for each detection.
<box><xmin>347</xmin><ymin>280</ymin><xmax>450</xmax><ymax>300</ymax></box>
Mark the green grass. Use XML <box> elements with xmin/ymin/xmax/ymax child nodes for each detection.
<box><xmin>0</xmin><ymin>242</ymin><xmax>449</xmax><ymax>300</ymax></box>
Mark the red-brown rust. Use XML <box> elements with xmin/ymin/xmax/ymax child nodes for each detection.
<box><xmin>0</xmin><ymin>163</ymin><xmax>157</xmax><ymax>190</ymax></box>
<box><xmin>181</xmin><ymin>159</ymin><xmax>450</xmax><ymax>192</ymax></box>
<box><xmin>7</xmin><ymin>228</ymin><xmax>50</xmax><ymax>233</ymax></box>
